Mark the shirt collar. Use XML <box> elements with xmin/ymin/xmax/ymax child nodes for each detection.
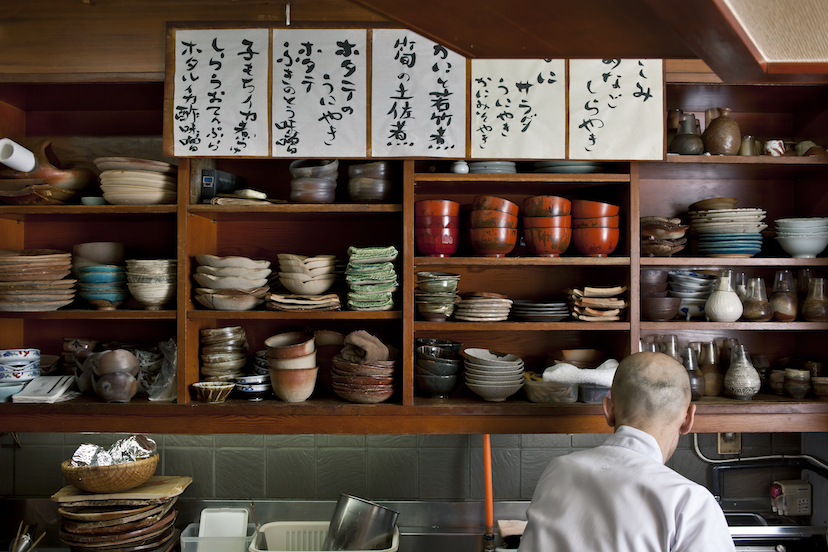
<box><xmin>603</xmin><ymin>425</ymin><xmax>664</xmax><ymax>464</ymax></box>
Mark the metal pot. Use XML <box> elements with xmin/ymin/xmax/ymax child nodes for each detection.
<box><xmin>323</xmin><ymin>494</ymin><xmax>398</xmax><ymax>550</ymax></box>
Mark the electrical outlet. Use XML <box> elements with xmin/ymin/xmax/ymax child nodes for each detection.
<box><xmin>718</xmin><ymin>432</ymin><xmax>741</xmax><ymax>454</ymax></box>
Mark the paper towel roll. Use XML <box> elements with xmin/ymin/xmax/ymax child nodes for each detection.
<box><xmin>0</xmin><ymin>138</ymin><xmax>37</xmax><ymax>172</ymax></box>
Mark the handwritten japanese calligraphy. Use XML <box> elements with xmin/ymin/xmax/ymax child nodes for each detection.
<box><xmin>470</xmin><ymin>59</ymin><xmax>565</xmax><ymax>159</ymax></box>
<box><xmin>568</xmin><ymin>59</ymin><xmax>664</xmax><ymax>160</ymax></box>
<box><xmin>173</xmin><ymin>29</ymin><xmax>269</xmax><ymax>156</ymax></box>
<box><xmin>272</xmin><ymin>29</ymin><xmax>367</xmax><ymax>157</ymax></box>
<box><xmin>371</xmin><ymin>30</ymin><xmax>466</xmax><ymax>158</ymax></box>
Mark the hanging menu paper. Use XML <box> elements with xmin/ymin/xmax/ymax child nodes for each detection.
<box><xmin>272</xmin><ymin>29</ymin><xmax>368</xmax><ymax>157</ymax></box>
<box><xmin>371</xmin><ymin>29</ymin><xmax>466</xmax><ymax>158</ymax></box>
<box><xmin>470</xmin><ymin>59</ymin><xmax>565</xmax><ymax>159</ymax></box>
<box><xmin>172</xmin><ymin>28</ymin><xmax>270</xmax><ymax>157</ymax></box>
<box><xmin>568</xmin><ymin>59</ymin><xmax>664</xmax><ymax>160</ymax></box>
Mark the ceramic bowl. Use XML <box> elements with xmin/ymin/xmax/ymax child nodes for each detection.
<box><xmin>78</xmin><ymin>272</ymin><xmax>126</xmax><ymax>284</ymax></box>
<box><xmin>414</xmin><ymin>199</ymin><xmax>460</xmax><ymax>217</ymax></box>
<box><xmin>524</xmin><ymin>227</ymin><xmax>572</xmax><ymax>257</ymax></box>
<box><xmin>572</xmin><ymin>215</ymin><xmax>620</xmax><ymax>228</ymax></box>
<box><xmin>348</xmin><ymin>177</ymin><xmax>393</xmax><ymax>203</ymax></box>
<box><xmin>290</xmin><ymin>177</ymin><xmax>337</xmax><ymax>204</ymax></box>
<box><xmin>195</xmin><ymin>255</ymin><xmax>270</xmax><ymax>269</ymax></box>
<box><xmin>0</xmin><ymin>348</ymin><xmax>40</xmax><ymax>364</ymax></box>
<box><xmin>415</xmin><ymin>277</ymin><xmax>458</xmax><ymax>294</ymax></box>
<box><xmin>471</xmin><ymin>195</ymin><xmax>519</xmax><ymax>217</ymax></box>
<box><xmin>641</xmin><ymin>282</ymin><xmax>668</xmax><ymax>294</ymax></box>
<box><xmin>93</xmin><ymin>371</ymin><xmax>138</xmax><ymax>402</ymax></box>
<box><xmin>415</xmin><ymin>215</ymin><xmax>460</xmax><ymax>229</ymax></box>
<box><xmin>267</xmin><ymin>350</ymin><xmax>317</xmax><ymax>370</ymax></box>
<box><xmin>416</xmin><ymin>373</ymin><xmax>458</xmax><ymax>398</ymax></box>
<box><xmin>571</xmin><ymin>199</ymin><xmax>619</xmax><ymax>218</ymax></box>
<box><xmin>463</xmin><ymin>348</ymin><xmax>522</xmax><ymax>367</ymax></box>
<box><xmin>196</xmin><ymin>265</ymin><xmax>271</xmax><ymax>279</ymax></box>
<box><xmin>415</xmin><ymin>227</ymin><xmax>460</xmax><ymax>257</ymax></box>
<box><xmin>522</xmin><ymin>195</ymin><xmax>571</xmax><ymax>217</ymax></box>
<box><xmin>279</xmin><ymin>275</ymin><xmax>336</xmax><ymax>295</ymax></box>
<box><xmin>523</xmin><ymin>216</ymin><xmax>571</xmax><ymax>228</ymax></box>
<box><xmin>196</xmin><ymin>291</ymin><xmax>263</xmax><ymax>311</ymax></box>
<box><xmin>689</xmin><ymin>197</ymin><xmax>738</xmax><ymax>211</ymax></box>
<box><xmin>775</xmin><ymin>217</ymin><xmax>828</xmax><ymax>229</ymax></box>
<box><xmin>776</xmin><ymin>235</ymin><xmax>828</xmax><ymax>258</ymax></box>
<box><xmin>0</xmin><ymin>382</ymin><xmax>26</xmax><ymax>402</ymax></box>
<box><xmin>469</xmin><ymin>228</ymin><xmax>517</xmax><ymax>257</ymax></box>
<box><xmin>414</xmin><ymin>338</ymin><xmax>463</xmax><ymax>355</ymax></box>
<box><xmin>127</xmin><ymin>283</ymin><xmax>176</xmax><ymax>310</ymax></box>
<box><xmin>94</xmin><ymin>349</ymin><xmax>140</xmax><ymax>377</ymax></box>
<box><xmin>348</xmin><ymin>161</ymin><xmax>389</xmax><ymax>179</ymax></box>
<box><xmin>289</xmin><ymin>158</ymin><xmax>339</xmax><ymax>179</ymax></box>
<box><xmin>81</xmin><ymin>196</ymin><xmax>107</xmax><ymax>206</ymax></box>
<box><xmin>549</xmin><ymin>349</ymin><xmax>606</xmax><ymax>367</ymax></box>
<box><xmin>333</xmin><ymin>383</ymin><xmax>394</xmax><ymax>404</ymax></box>
<box><xmin>73</xmin><ymin>242</ymin><xmax>125</xmax><ymax>265</ymax></box>
<box><xmin>465</xmin><ymin>380</ymin><xmax>523</xmax><ymax>402</ymax></box>
<box><xmin>236</xmin><ymin>374</ymin><xmax>270</xmax><ymax>385</ymax></box>
<box><xmin>469</xmin><ymin>209</ymin><xmax>518</xmax><ymax>229</ymax></box>
<box><xmin>641</xmin><ymin>269</ymin><xmax>668</xmax><ymax>285</ymax></box>
<box><xmin>641</xmin><ymin>297</ymin><xmax>681</xmax><ymax>322</ymax></box>
<box><xmin>416</xmin><ymin>345</ymin><xmax>463</xmax><ymax>362</ymax></box>
<box><xmin>572</xmin><ymin>227</ymin><xmax>620</xmax><ymax>257</ymax></box>
<box><xmin>194</xmin><ymin>273</ymin><xmax>268</xmax><ymax>290</ymax></box>
<box><xmin>677</xmin><ymin>298</ymin><xmax>706</xmax><ymax>320</ymax></box>
<box><xmin>811</xmin><ymin>377</ymin><xmax>828</xmax><ymax>399</ymax></box>
<box><xmin>416</xmin><ymin>358</ymin><xmax>462</xmax><ymax>376</ymax></box>
<box><xmin>270</xmin><ymin>366</ymin><xmax>318</xmax><ymax>402</ymax></box>
<box><xmin>192</xmin><ymin>381</ymin><xmax>235</xmax><ymax>403</ymax></box>
<box><xmin>265</xmin><ymin>331</ymin><xmax>316</xmax><ymax>359</ymax></box>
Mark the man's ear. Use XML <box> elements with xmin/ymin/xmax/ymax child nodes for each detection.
<box><xmin>679</xmin><ymin>404</ymin><xmax>696</xmax><ymax>435</ymax></box>
<box><xmin>602</xmin><ymin>395</ymin><xmax>615</xmax><ymax>428</ymax></box>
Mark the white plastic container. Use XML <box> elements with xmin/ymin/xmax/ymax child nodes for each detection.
<box><xmin>250</xmin><ymin>521</ymin><xmax>399</xmax><ymax>552</ymax></box>
<box><xmin>181</xmin><ymin>523</ymin><xmax>256</xmax><ymax>552</ymax></box>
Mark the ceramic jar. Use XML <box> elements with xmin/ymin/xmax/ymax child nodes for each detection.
<box><xmin>699</xmin><ymin>342</ymin><xmax>723</xmax><ymax>396</ymax></box>
<box><xmin>666</xmin><ymin>108</ymin><xmax>682</xmax><ymax>151</ymax></box>
<box><xmin>724</xmin><ymin>345</ymin><xmax>761</xmax><ymax>400</ymax></box>
<box><xmin>770</xmin><ymin>269</ymin><xmax>798</xmax><ymax>321</ymax></box>
<box><xmin>705</xmin><ymin>269</ymin><xmax>743</xmax><ymax>322</ymax></box>
<box><xmin>670</xmin><ymin>114</ymin><xmax>704</xmax><ymax>155</ymax></box>
<box><xmin>702</xmin><ymin>107</ymin><xmax>741</xmax><ymax>155</ymax></box>
<box><xmin>741</xmin><ymin>277</ymin><xmax>773</xmax><ymax>322</ymax></box>
<box><xmin>680</xmin><ymin>346</ymin><xmax>705</xmax><ymax>401</ymax></box>
<box><xmin>802</xmin><ymin>277</ymin><xmax>828</xmax><ymax>322</ymax></box>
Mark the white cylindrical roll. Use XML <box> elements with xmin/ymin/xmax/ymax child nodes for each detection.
<box><xmin>0</xmin><ymin>138</ymin><xmax>37</xmax><ymax>172</ymax></box>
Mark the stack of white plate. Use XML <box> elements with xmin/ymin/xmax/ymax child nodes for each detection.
<box><xmin>775</xmin><ymin>217</ymin><xmax>828</xmax><ymax>259</ymax></box>
<box><xmin>97</xmin><ymin>161</ymin><xmax>178</xmax><ymax>205</ymax></box>
<box><xmin>688</xmin><ymin>208</ymin><xmax>767</xmax><ymax>257</ymax></box>
<box><xmin>0</xmin><ymin>249</ymin><xmax>75</xmax><ymax>312</ymax></box>
<box><xmin>278</xmin><ymin>254</ymin><xmax>337</xmax><ymax>296</ymax></box>
<box><xmin>468</xmin><ymin>161</ymin><xmax>516</xmax><ymax>174</ymax></box>
<box><xmin>194</xmin><ymin>255</ymin><xmax>270</xmax><ymax>311</ymax></box>
<box><xmin>667</xmin><ymin>270</ymin><xmax>716</xmax><ymax>320</ymax></box>
<box><xmin>463</xmin><ymin>348</ymin><xmax>524</xmax><ymax>402</ymax></box>
<box><xmin>454</xmin><ymin>294</ymin><xmax>513</xmax><ymax>321</ymax></box>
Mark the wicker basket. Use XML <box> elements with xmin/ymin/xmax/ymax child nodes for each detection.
<box><xmin>61</xmin><ymin>453</ymin><xmax>159</xmax><ymax>493</ymax></box>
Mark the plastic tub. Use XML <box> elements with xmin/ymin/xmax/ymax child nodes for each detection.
<box><xmin>181</xmin><ymin>523</ymin><xmax>256</xmax><ymax>552</ymax></box>
<box><xmin>523</xmin><ymin>378</ymin><xmax>578</xmax><ymax>403</ymax></box>
<box><xmin>579</xmin><ymin>384</ymin><xmax>610</xmax><ymax>403</ymax></box>
<box><xmin>250</xmin><ymin>521</ymin><xmax>399</xmax><ymax>552</ymax></box>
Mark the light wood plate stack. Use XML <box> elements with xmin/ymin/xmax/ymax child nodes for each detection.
<box><xmin>568</xmin><ymin>285</ymin><xmax>628</xmax><ymax>322</ymax></box>
<box><xmin>0</xmin><ymin>249</ymin><xmax>76</xmax><ymax>312</ymax></box>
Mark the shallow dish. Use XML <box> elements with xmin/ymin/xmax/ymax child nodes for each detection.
<box><xmin>192</xmin><ymin>381</ymin><xmax>235</xmax><ymax>403</ymax></box>
<box><xmin>195</xmin><ymin>255</ymin><xmax>270</xmax><ymax>269</ymax></box>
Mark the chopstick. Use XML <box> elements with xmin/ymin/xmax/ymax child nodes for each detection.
<box><xmin>12</xmin><ymin>520</ymin><xmax>23</xmax><ymax>552</ymax></box>
<box><xmin>29</xmin><ymin>531</ymin><xmax>46</xmax><ymax>551</ymax></box>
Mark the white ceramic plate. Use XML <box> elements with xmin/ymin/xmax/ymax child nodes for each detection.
<box><xmin>100</xmin><ymin>178</ymin><xmax>177</xmax><ymax>190</ymax></box>
<box><xmin>196</xmin><ymin>255</ymin><xmax>271</xmax><ymax>269</ymax></box>
<box><xmin>101</xmin><ymin>184</ymin><xmax>177</xmax><ymax>195</ymax></box>
<box><xmin>100</xmin><ymin>170</ymin><xmax>176</xmax><ymax>182</ymax></box>
<box><xmin>694</xmin><ymin>224</ymin><xmax>767</xmax><ymax>234</ymax></box>
<box><xmin>94</xmin><ymin>157</ymin><xmax>178</xmax><ymax>175</ymax></box>
<box><xmin>103</xmin><ymin>190</ymin><xmax>177</xmax><ymax>205</ymax></box>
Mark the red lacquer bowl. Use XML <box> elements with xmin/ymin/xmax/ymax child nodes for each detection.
<box><xmin>523</xmin><ymin>215</ymin><xmax>571</xmax><ymax>228</ymax></box>
<box><xmin>572</xmin><ymin>215</ymin><xmax>619</xmax><ymax>228</ymax></box>
<box><xmin>415</xmin><ymin>199</ymin><xmax>460</xmax><ymax>217</ymax></box>
<box><xmin>522</xmin><ymin>195</ymin><xmax>572</xmax><ymax>217</ymax></box>
<box><xmin>573</xmin><ymin>227</ymin><xmax>620</xmax><ymax>257</ymax></box>
<box><xmin>469</xmin><ymin>228</ymin><xmax>517</xmax><ymax>257</ymax></box>
<box><xmin>524</xmin><ymin>227</ymin><xmax>572</xmax><ymax>257</ymax></box>
<box><xmin>415</xmin><ymin>215</ymin><xmax>460</xmax><ymax>229</ymax></box>
<box><xmin>571</xmin><ymin>199</ymin><xmax>619</xmax><ymax>218</ymax></box>
<box><xmin>470</xmin><ymin>209</ymin><xmax>518</xmax><ymax>229</ymax></box>
<box><xmin>416</xmin><ymin>227</ymin><xmax>460</xmax><ymax>257</ymax></box>
<box><xmin>471</xmin><ymin>195</ymin><xmax>519</xmax><ymax>217</ymax></box>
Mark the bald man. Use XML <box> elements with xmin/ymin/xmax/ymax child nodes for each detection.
<box><xmin>518</xmin><ymin>352</ymin><xmax>735</xmax><ymax>552</ymax></box>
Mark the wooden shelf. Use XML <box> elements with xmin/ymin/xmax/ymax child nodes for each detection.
<box><xmin>415</xmin><ymin>321</ymin><xmax>630</xmax><ymax>331</ymax></box>
<box><xmin>640</xmin><ymin>257</ymin><xmax>828</xmax><ymax>267</ymax></box>
<box><xmin>641</xmin><ymin>321</ymin><xmax>828</xmax><ymax>331</ymax></box>
<box><xmin>188</xmin><ymin>204</ymin><xmax>402</xmax><ymax>220</ymax></box>
<box><xmin>0</xmin><ymin>309</ymin><xmax>175</xmax><ymax>320</ymax></box>
<box><xmin>416</xmin><ymin>256</ymin><xmax>631</xmax><ymax>267</ymax></box>
<box><xmin>413</xmin><ymin>173</ymin><xmax>631</xmax><ymax>183</ymax></box>
<box><xmin>188</xmin><ymin>310</ymin><xmax>402</xmax><ymax>320</ymax></box>
<box><xmin>0</xmin><ymin>205</ymin><xmax>177</xmax><ymax>216</ymax></box>
<box><xmin>1</xmin><ymin>393</ymin><xmax>825</xmax><ymax>434</ymax></box>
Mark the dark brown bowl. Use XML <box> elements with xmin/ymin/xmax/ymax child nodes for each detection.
<box><xmin>641</xmin><ymin>282</ymin><xmax>668</xmax><ymax>294</ymax></box>
<box><xmin>640</xmin><ymin>269</ymin><xmax>669</xmax><ymax>285</ymax></box>
<box><xmin>641</xmin><ymin>297</ymin><xmax>681</xmax><ymax>322</ymax></box>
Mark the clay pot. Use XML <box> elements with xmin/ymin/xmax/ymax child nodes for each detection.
<box><xmin>702</xmin><ymin>107</ymin><xmax>741</xmax><ymax>155</ymax></box>
<box><xmin>93</xmin><ymin>349</ymin><xmax>140</xmax><ymax>377</ymax></box>
<box><xmin>671</xmin><ymin>114</ymin><xmax>704</xmax><ymax>155</ymax></box>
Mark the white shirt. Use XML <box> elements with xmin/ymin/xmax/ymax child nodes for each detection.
<box><xmin>518</xmin><ymin>426</ymin><xmax>735</xmax><ymax>552</ymax></box>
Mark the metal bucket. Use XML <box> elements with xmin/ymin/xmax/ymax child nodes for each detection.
<box><xmin>322</xmin><ymin>494</ymin><xmax>399</xmax><ymax>550</ymax></box>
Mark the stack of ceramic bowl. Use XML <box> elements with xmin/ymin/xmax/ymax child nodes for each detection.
<box><xmin>73</xmin><ymin>242</ymin><xmax>124</xmax><ymax>277</ymax></box>
<box><xmin>348</xmin><ymin>161</ymin><xmax>393</xmax><ymax>203</ymax></box>
<box><xmin>78</xmin><ymin>265</ymin><xmax>129</xmax><ymax>310</ymax></box>
<box><xmin>469</xmin><ymin>195</ymin><xmax>519</xmax><ymax>257</ymax></box>
<box><xmin>234</xmin><ymin>373</ymin><xmax>272</xmax><ymax>401</ymax></box>
<box><xmin>194</xmin><ymin>254</ymin><xmax>270</xmax><ymax>310</ymax></box>
<box><xmin>0</xmin><ymin>249</ymin><xmax>76</xmax><ymax>312</ymax></box>
<box><xmin>90</xmin><ymin>349</ymin><xmax>140</xmax><ymax>403</ymax></box>
<box><xmin>126</xmin><ymin>259</ymin><xmax>177</xmax><ymax>310</ymax></box>
<box><xmin>266</xmin><ymin>331</ymin><xmax>318</xmax><ymax>402</ymax></box>
<box><xmin>96</xmin><ymin>158</ymin><xmax>178</xmax><ymax>205</ymax></box>
<box><xmin>774</xmin><ymin>217</ymin><xmax>828</xmax><ymax>258</ymax></box>
<box><xmin>571</xmin><ymin>200</ymin><xmax>620</xmax><ymax>257</ymax></box>
<box><xmin>0</xmin><ymin>348</ymin><xmax>41</xmax><ymax>384</ymax></box>
<box><xmin>468</xmin><ymin>161</ymin><xmax>516</xmax><ymax>174</ymax></box>
<box><xmin>415</xmin><ymin>271</ymin><xmax>460</xmax><ymax>321</ymax></box>
<box><xmin>522</xmin><ymin>195</ymin><xmax>572</xmax><ymax>257</ymax></box>
<box><xmin>667</xmin><ymin>270</ymin><xmax>716</xmax><ymax>320</ymax></box>
<box><xmin>640</xmin><ymin>269</ymin><xmax>681</xmax><ymax>322</ymax></box>
<box><xmin>640</xmin><ymin>217</ymin><xmax>688</xmax><ymax>257</ymax></box>
<box><xmin>200</xmin><ymin>326</ymin><xmax>249</xmax><ymax>382</ymax></box>
<box><xmin>454</xmin><ymin>292</ymin><xmax>513</xmax><ymax>322</ymax></box>
<box><xmin>289</xmin><ymin>159</ymin><xmax>338</xmax><ymax>203</ymax></box>
<box><xmin>463</xmin><ymin>348</ymin><xmax>524</xmax><ymax>402</ymax></box>
<box><xmin>345</xmin><ymin>246</ymin><xmax>398</xmax><ymax>311</ymax></box>
<box><xmin>414</xmin><ymin>340</ymin><xmax>463</xmax><ymax>398</ymax></box>
<box><xmin>331</xmin><ymin>354</ymin><xmax>395</xmax><ymax>404</ymax></box>
<box><xmin>688</xmin><ymin>207</ymin><xmax>767</xmax><ymax>258</ymax></box>
<box><xmin>510</xmin><ymin>299</ymin><xmax>569</xmax><ymax>321</ymax></box>
<box><xmin>414</xmin><ymin>199</ymin><xmax>460</xmax><ymax>257</ymax></box>
<box><xmin>277</xmin><ymin>254</ymin><xmax>336</xmax><ymax>296</ymax></box>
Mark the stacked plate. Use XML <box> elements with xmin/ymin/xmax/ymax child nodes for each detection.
<box><xmin>98</xmin><ymin>164</ymin><xmax>178</xmax><ymax>205</ymax></box>
<box><xmin>534</xmin><ymin>161</ymin><xmax>605</xmax><ymax>174</ymax></box>
<box><xmin>0</xmin><ymin>348</ymin><xmax>41</xmax><ymax>383</ymax></box>
<box><xmin>569</xmin><ymin>286</ymin><xmax>627</xmax><ymax>322</ymax></box>
<box><xmin>454</xmin><ymin>293</ymin><xmax>513</xmax><ymax>321</ymax></box>
<box><xmin>468</xmin><ymin>161</ymin><xmax>516</xmax><ymax>174</ymax></box>
<box><xmin>127</xmin><ymin>259</ymin><xmax>177</xmax><ymax>310</ymax></box>
<box><xmin>511</xmin><ymin>300</ymin><xmax>569</xmax><ymax>322</ymax></box>
<box><xmin>668</xmin><ymin>270</ymin><xmax>716</xmax><ymax>320</ymax></box>
<box><xmin>77</xmin><ymin>265</ymin><xmax>129</xmax><ymax>310</ymax></box>
<box><xmin>0</xmin><ymin>249</ymin><xmax>75</xmax><ymax>312</ymax></box>
<box><xmin>689</xmin><ymin>208</ymin><xmax>767</xmax><ymax>258</ymax></box>
<box><xmin>200</xmin><ymin>326</ymin><xmax>249</xmax><ymax>382</ymax></box>
<box><xmin>463</xmin><ymin>348</ymin><xmax>524</xmax><ymax>402</ymax></box>
<box><xmin>266</xmin><ymin>292</ymin><xmax>341</xmax><ymax>312</ymax></box>
<box><xmin>278</xmin><ymin>254</ymin><xmax>337</xmax><ymax>296</ymax></box>
<box><xmin>195</xmin><ymin>255</ymin><xmax>269</xmax><ymax>311</ymax></box>
<box><xmin>331</xmin><ymin>355</ymin><xmax>396</xmax><ymax>404</ymax></box>
<box><xmin>415</xmin><ymin>272</ymin><xmax>460</xmax><ymax>322</ymax></box>
<box><xmin>775</xmin><ymin>217</ymin><xmax>828</xmax><ymax>259</ymax></box>
<box><xmin>345</xmin><ymin>246</ymin><xmax>398</xmax><ymax>311</ymax></box>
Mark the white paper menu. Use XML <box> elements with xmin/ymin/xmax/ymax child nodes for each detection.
<box><xmin>470</xmin><ymin>59</ymin><xmax>566</xmax><ymax>159</ymax></box>
<box><xmin>568</xmin><ymin>59</ymin><xmax>664</xmax><ymax>160</ymax></box>
<box><xmin>371</xmin><ymin>29</ymin><xmax>466</xmax><ymax>158</ymax></box>
<box><xmin>172</xmin><ymin>29</ymin><xmax>270</xmax><ymax>157</ymax></box>
<box><xmin>272</xmin><ymin>29</ymin><xmax>368</xmax><ymax>157</ymax></box>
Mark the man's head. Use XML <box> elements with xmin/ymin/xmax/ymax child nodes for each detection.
<box><xmin>602</xmin><ymin>352</ymin><xmax>696</xmax><ymax>463</ymax></box>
